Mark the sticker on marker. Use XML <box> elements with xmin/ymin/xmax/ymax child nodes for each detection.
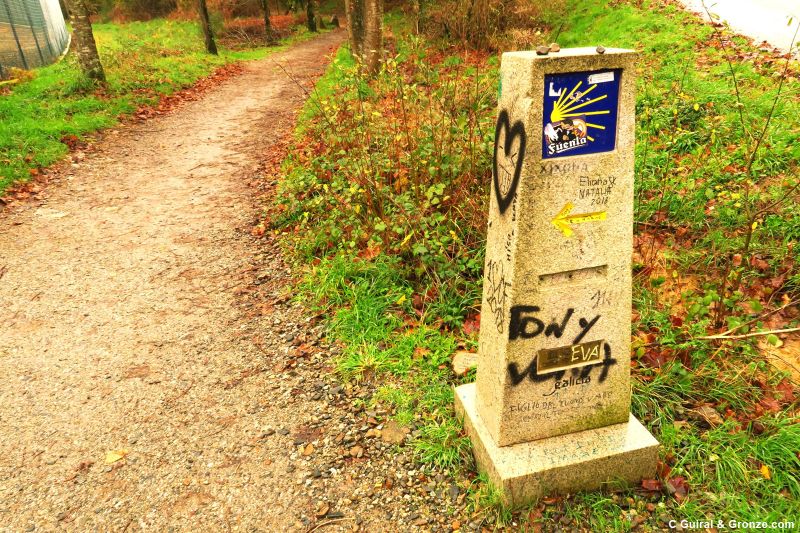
<box><xmin>542</xmin><ymin>69</ymin><xmax>621</xmax><ymax>159</ymax></box>
<box><xmin>588</xmin><ymin>71</ymin><xmax>614</xmax><ymax>84</ymax></box>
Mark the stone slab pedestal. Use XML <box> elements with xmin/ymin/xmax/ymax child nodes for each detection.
<box><xmin>455</xmin><ymin>383</ymin><xmax>659</xmax><ymax>506</ymax></box>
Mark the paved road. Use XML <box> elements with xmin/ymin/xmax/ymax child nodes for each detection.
<box><xmin>680</xmin><ymin>0</ymin><xmax>800</xmax><ymax>54</ymax></box>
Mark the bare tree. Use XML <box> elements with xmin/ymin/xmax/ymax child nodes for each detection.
<box><xmin>197</xmin><ymin>0</ymin><xmax>218</xmax><ymax>55</ymax></box>
<box><xmin>306</xmin><ymin>0</ymin><xmax>317</xmax><ymax>32</ymax></box>
<box><xmin>410</xmin><ymin>0</ymin><xmax>420</xmax><ymax>34</ymax></box>
<box><xmin>63</xmin><ymin>0</ymin><xmax>105</xmax><ymax>82</ymax></box>
<box><xmin>345</xmin><ymin>0</ymin><xmax>365</xmax><ymax>58</ymax></box>
<box><xmin>468</xmin><ymin>0</ymin><xmax>489</xmax><ymax>49</ymax></box>
<box><xmin>363</xmin><ymin>0</ymin><xmax>383</xmax><ymax>74</ymax></box>
<box><xmin>260</xmin><ymin>0</ymin><xmax>272</xmax><ymax>41</ymax></box>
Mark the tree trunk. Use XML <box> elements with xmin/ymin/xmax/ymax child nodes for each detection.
<box><xmin>306</xmin><ymin>0</ymin><xmax>317</xmax><ymax>32</ymax></box>
<box><xmin>363</xmin><ymin>0</ymin><xmax>382</xmax><ymax>75</ymax></box>
<box><xmin>469</xmin><ymin>0</ymin><xmax>489</xmax><ymax>49</ymax></box>
<box><xmin>410</xmin><ymin>0</ymin><xmax>420</xmax><ymax>34</ymax></box>
<box><xmin>344</xmin><ymin>0</ymin><xmax>365</xmax><ymax>60</ymax></box>
<box><xmin>197</xmin><ymin>0</ymin><xmax>218</xmax><ymax>55</ymax></box>
<box><xmin>63</xmin><ymin>0</ymin><xmax>105</xmax><ymax>82</ymax></box>
<box><xmin>260</xmin><ymin>0</ymin><xmax>272</xmax><ymax>41</ymax></box>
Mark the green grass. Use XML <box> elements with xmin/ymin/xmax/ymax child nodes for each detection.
<box><xmin>277</xmin><ymin>0</ymin><xmax>800</xmax><ymax>529</ymax></box>
<box><xmin>296</xmin><ymin>46</ymin><xmax>355</xmax><ymax>127</ymax></box>
<box><xmin>0</xmin><ymin>18</ymin><xmax>313</xmax><ymax>194</ymax></box>
<box><xmin>299</xmin><ymin>254</ymin><xmax>472</xmax><ymax>470</ymax></box>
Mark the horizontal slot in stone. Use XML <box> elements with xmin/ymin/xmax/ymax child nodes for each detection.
<box><xmin>538</xmin><ymin>264</ymin><xmax>608</xmax><ymax>285</ymax></box>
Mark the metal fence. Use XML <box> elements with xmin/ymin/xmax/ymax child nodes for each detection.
<box><xmin>0</xmin><ymin>0</ymin><xmax>69</xmax><ymax>77</ymax></box>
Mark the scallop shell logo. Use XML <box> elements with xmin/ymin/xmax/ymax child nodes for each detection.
<box><xmin>545</xmin><ymin>80</ymin><xmax>611</xmax><ymax>155</ymax></box>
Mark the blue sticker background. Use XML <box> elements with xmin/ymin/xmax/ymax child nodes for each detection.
<box><xmin>542</xmin><ymin>69</ymin><xmax>621</xmax><ymax>159</ymax></box>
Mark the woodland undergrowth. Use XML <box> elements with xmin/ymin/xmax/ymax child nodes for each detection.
<box><xmin>272</xmin><ymin>1</ymin><xmax>799</xmax><ymax>528</ymax></box>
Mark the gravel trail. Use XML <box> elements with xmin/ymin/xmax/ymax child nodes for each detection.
<box><xmin>0</xmin><ymin>31</ymin><xmax>347</xmax><ymax>531</ymax></box>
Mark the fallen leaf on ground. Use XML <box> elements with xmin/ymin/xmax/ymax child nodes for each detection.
<box><xmin>666</xmin><ymin>476</ymin><xmax>689</xmax><ymax>500</ymax></box>
<box><xmin>462</xmin><ymin>313</ymin><xmax>480</xmax><ymax>335</ymax></box>
<box><xmin>656</xmin><ymin>459</ymin><xmax>673</xmax><ymax>479</ymax></box>
<box><xmin>759</xmin><ymin>396</ymin><xmax>781</xmax><ymax>413</ymax></box>
<box><xmin>641</xmin><ymin>478</ymin><xmax>662</xmax><ymax>492</ymax></box>
<box><xmin>672</xmin><ymin>420</ymin><xmax>690</xmax><ymax>430</ymax></box>
<box><xmin>413</xmin><ymin>346</ymin><xmax>430</xmax><ymax>360</ymax></box>
<box><xmin>251</xmin><ymin>223</ymin><xmax>265</xmax><ymax>237</ymax></box>
<box><xmin>689</xmin><ymin>405</ymin><xmax>723</xmax><ymax>427</ymax></box>
<box><xmin>105</xmin><ymin>449</ymin><xmax>128</xmax><ymax>464</ymax></box>
<box><xmin>358</xmin><ymin>244</ymin><xmax>381</xmax><ymax>260</ymax></box>
<box><xmin>641</xmin><ymin>348</ymin><xmax>671</xmax><ymax>368</ymax></box>
<box><xmin>775</xmin><ymin>380</ymin><xmax>796</xmax><ymax>403</ymax></box>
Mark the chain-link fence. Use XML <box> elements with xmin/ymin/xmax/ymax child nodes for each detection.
<box><xmin>0</xmin><ymin>0</ymin><xmax>69</xmax><ymax>77</ymax></box>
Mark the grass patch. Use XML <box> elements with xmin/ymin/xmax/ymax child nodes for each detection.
<box><xmin>275</xmin><ymin>0</ymin><xmax>800</xmax><ymax>528</ymax></box>
<box><xmin>0</xmin><ymin>17</ymin><xmax>314</xmax><ymax>194</ymax></box>
<box><xmin>299</xmin><ymin>254</ymin><xmax>471</xmax><ymax>470</ymax></box>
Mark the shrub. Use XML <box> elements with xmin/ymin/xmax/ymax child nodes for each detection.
<box><xmin>418</xmin><ymin>0</ymin><xmax>558</xmax><ymax>50</ymax></box>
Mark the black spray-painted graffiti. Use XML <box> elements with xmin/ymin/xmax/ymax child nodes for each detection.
<box><xmin>508</xmin><ymin>305</ymin><xmax>600</xmax><ymax>344</ymax></box>
<box><xmin>492</xmin><ymin>110</ymin><xmax>527</xmax><ymax>215</ymax></box>
<box><xmin>505</xmin><ymin>305</ymin><xmax>616</xmax><ymax>390</ymax></box>
<box><xmin>485</xmin><ymin>260</ymin><xmax>511</xmax><ymax>333</ymax></box>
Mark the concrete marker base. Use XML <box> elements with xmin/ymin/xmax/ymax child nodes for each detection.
<box><xmin>455</xmin><ymin>383</ymin><xmax>659</xmax><ymax>507</ymax></box>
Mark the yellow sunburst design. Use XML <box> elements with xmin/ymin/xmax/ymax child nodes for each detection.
<box><xmin>550</xmin><ymin>81</ymin><xmax>611</xmax><ymax>127</ymax></box>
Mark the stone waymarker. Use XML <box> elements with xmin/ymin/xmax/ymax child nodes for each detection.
<box><xmin>455</xmin><ymin>47</ymin><xmax>658</xmax><ymax>505</ymax></box>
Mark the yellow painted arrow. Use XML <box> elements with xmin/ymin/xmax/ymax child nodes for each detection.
<box><xmin>552</xmin><ymin>202</ymin><xmax>607</xmax><ymax>237</ymax></box>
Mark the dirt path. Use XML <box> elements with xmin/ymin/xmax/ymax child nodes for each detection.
<box><xmin>0</xmin><ymin>31</ymin><xmax>349</xmax><ymax>531</ymax></box>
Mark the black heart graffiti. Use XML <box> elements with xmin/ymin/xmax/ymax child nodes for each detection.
<box><xmin>492</xmin><ymin>110</ymin><xmax>527</xmax><ymax>215</ymax></box>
